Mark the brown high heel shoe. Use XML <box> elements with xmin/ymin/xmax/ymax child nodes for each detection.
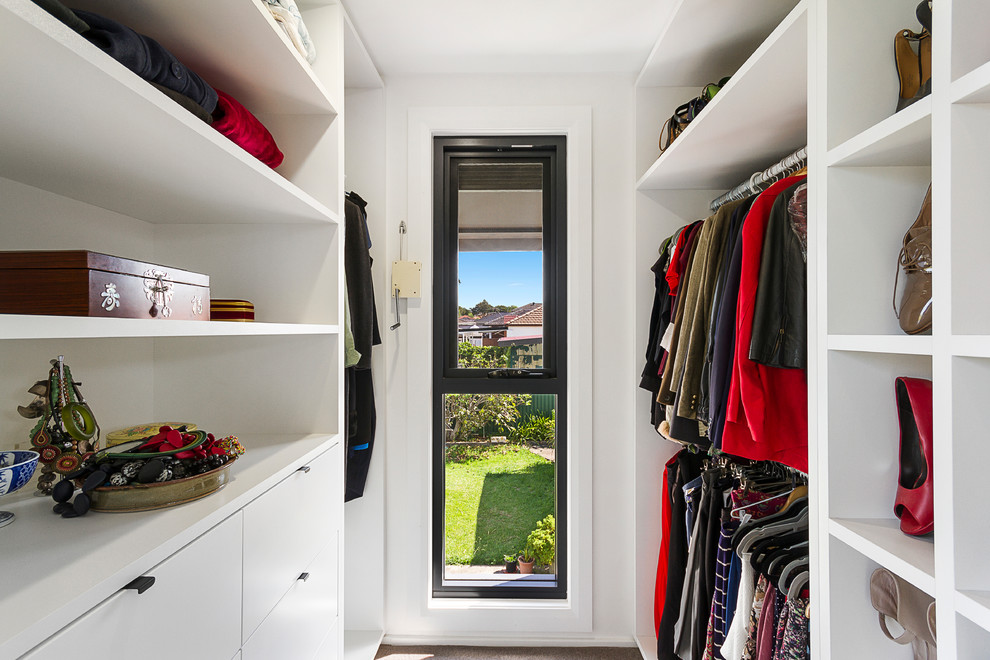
<box><xmin>894</xmin><ymin>186</ymin><xmax>932</xmax><ymax>335</ymax></box>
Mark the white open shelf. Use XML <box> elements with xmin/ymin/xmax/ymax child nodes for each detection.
<box><xmin>826</xmin><ymin>97</ymin><xmax>932</xmax><ymax>167</ymax></box>
<box><xmin>67</xmin><ymin>0</ymin><xmax>337</xmax><ymax>115</ymax></box>
<box><xmin>827</xmin><ymin>334</ymin><xmax>933</xmax><ymax>356</ymax></box>
<box><xmin>829</xmin><ymin>518</ymin><xmax>935</xmax><ymax>596</ymax></box>
<box><xmin>635</xmin><ymin>0</ymin><xmax>800</xmax><ymax>87</ymax></box>
<box><xmin>343</xmin><ymin>9</ymin><xmax>383</xmax><ymax>89</ymax></box>
<box><xmin>636</xmin><ymin>1</ymin><xmax>807</xmax><ymax>190</ymax></box>
<box><xmin>0</xmin><ymin>0</ymin><xmax>338</xmax><ymax>226</ymax></box>
<box><xmin>0</xmin><ymin>315</ymin><xmax>339</xmax><ymax>340</ymax></box>
<box><xmin>951</xmin><ymin>60</ymin><xmax>990</xmax><ymax>105</ymax></box>
<box><xmin>957</xmin><ymin>591</ymin><xmax>990</xmax><ymax>633</ymax></box>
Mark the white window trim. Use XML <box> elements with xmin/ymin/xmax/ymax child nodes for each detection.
<box><xmin>404</xmin><ymin>105</ymin><xmax>594</xmax><ymax>633</ymax></box>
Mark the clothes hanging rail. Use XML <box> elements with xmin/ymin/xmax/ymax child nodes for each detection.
<box><xmin>710</xmin><ymin>146</ymin><xmax>807</xmax><ymax>212</ymax></box>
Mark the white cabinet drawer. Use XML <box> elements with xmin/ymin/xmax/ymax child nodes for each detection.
<box><xmin>242</xmin><ymin>532</ymin><xmax>339</xmax><ymax>660</ymax></box>
<box><xmin>22</xmin><ymin>514</ymin><xmax>242</xmax><ymax>660</ymax></box>
<box><xmin>242</xmin><ymin>443</ymin><xmax>341</xmax><ymax>641</ymax></box>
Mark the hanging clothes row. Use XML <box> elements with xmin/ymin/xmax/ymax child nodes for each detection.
<box><xmin>656</xmin><ymin>451</ymin><xmax>810</xmax><ymax>660</ymax></box>
<box><xmin>640</xmin><ymin>168</ymin><xmax>809</xmax><ymax>472</ymax></box>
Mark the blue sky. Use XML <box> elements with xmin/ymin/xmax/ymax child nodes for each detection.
<box><xmin>458</xmin><ymin>251</ymin><xmax>542</xmax><ymax>310</ymax></box>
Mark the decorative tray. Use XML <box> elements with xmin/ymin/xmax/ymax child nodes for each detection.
<box><xmin>89</xmin><ymin>457</ymin><xmax>236</xmax><ymax>513</ymax></box>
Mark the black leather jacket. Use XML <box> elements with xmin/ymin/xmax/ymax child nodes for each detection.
<box><xmin>749</xmin><ymin>180</ymin><xmax>807</xmax><ymax>369</ymax></box>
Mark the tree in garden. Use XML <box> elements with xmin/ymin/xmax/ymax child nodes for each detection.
<box><xmin>444</xmin><ymin>343</ymin><xmax>532</xmax><ymax>442</ymax></box>
<box><xmin>470</xmin><ymin>299</ymin><xmax>495</xmax><ymax>316</ymax></box>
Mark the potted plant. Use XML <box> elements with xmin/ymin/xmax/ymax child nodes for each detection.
<box><xmin>525</xmin><ymin>515</ymin><xmax>556</xmax><ymax>572</ymax></box>
<box><xmin>504</xmin><ymin>553</ymin><xmax>519</xmax><ymax>574</ymax></box>
<box><xmin>518</xmin><ymin>548</ymin><xmax>535</xmax><ymax>574</ymax></box>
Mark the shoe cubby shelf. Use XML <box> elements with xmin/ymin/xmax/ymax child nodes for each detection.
<box><xmin>826</xmin><ymin>536</ymin><xmax>926</xmax><ymax>659</ymax></box>
<box><xmin>957</xmin><ymin>591</ymin><xmax>990</xmax><ymax>634</ymax></box>
<box><xmin>0</xmin><ymin>0</ymin><xmax>341</xmax><ymax>227</ymax></box>
<box><xmin>0</xmin><ymin>315</ymin><xmax>340</xmax><ymax>341</ymax></box>
<box><xmin>829</xmin><ymin>518</ymin><xmax>935</xmax><ymax>595</ymax></box>
<box><xmin>949</xmin><ymin>336</ymin><xmax>990</xmax><ymax>358</ymax></box>
<box><xmin>825</xmin><ymin>96</ymin><xmax>932</xmax><ymax>168</ymax></box>
<box><xmin>827</xmin><ymin>334</ymin><xmax>933</xmax><ymax>356</ymax></box>
<box><xmin>950</xmin><ymin>60</ymin><xmax>990</xmax><ymax>104</ymax></box>
<box><xmin>950</xmin><ymin>0</ymin><xmax>990</xmax><ymax>83</ymax></box>
<box><xmin>636</xmin><ymin>1</ymin><xmax>807</xmax><ymax>190</ymax></box>
<box><xmin>635</xmin><ymin>0</ymin><xmax>800</xmax><ymax>87</ymax></box>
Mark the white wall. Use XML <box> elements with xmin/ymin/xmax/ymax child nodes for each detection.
<box><xmin>380</xmin><ymin>74</ymin><xmax>638</xmax><ymax>645</ymax></box>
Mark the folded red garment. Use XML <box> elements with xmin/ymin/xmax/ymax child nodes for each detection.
<box><xmin>211</xmin><ymin>89</ymin><xmax>284</xmax><ymax>169</ymax></box>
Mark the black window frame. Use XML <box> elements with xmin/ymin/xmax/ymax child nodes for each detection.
<box><xmin>432</xmin><ymin>135</ymin><xmax>567</xmax><ymax>599</ymax></box>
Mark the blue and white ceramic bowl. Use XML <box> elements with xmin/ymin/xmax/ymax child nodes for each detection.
<box><xmin>0</xmin><ymin>450</ymin><xmax>40</xmax><ymax>496</ymax></box>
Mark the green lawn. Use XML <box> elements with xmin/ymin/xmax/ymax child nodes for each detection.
<box><xmin>444</xmin><ymin>444</ymin><xmax>554</xmax><ymax>566</ymax></box>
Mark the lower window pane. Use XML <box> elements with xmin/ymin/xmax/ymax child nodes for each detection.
<box><xmin>442</xmin><ymin>392</ymin><xmax>557</xmax><ymax>587</ymax></box>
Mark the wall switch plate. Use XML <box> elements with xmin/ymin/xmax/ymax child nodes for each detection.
<box><xmin>392</xmin><ymin>260</ymin><xmax>422</xmax><ymax>298</ymax></box>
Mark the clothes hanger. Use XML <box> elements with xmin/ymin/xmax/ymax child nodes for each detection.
<box><xmin>787</xmin><ymin>570</ymin><xmax>810</xmax><ymax>601</ymax></box>
<box><xmin>778</xmin><ymin>558</ymin><xmax>810</xmax><ymax>593</ymax></box>
<box><xmin>737</xmin><ymin>505</ymin><xmax>809</xmax><ymax>554</ymax></box>
<box><xmin>733</xmin><ymin>496</ymin><xmax>808</xmax><ymax>550</ymax></box>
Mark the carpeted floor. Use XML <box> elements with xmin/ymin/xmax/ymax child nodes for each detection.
<box><xmin>375</xmin><ymin>645</ymin><xmax>642</xmax><ymax>659</ymax></box>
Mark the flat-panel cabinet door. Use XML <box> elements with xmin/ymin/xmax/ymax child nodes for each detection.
<box><xmin>314</xmin><ymin>619</ymin><xmax>339</xmax><ymax>660</ymax></box>
<box><xmin>242</xmin><ymin>444</ymin><xmax>341</xmax><ymax>641</ymax></box>
<box><xmin>242</xmin><ymin>532</ymin><xmax>339</xmax><ymax>660</ymax></box>
<box><xmin>22</xmin><ymin>514</ymin><xmax>242</xmax><ymax>660</ymax></box>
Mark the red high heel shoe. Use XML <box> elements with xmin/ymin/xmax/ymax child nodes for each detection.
<box><xmin>893</xmin><ymin>377</ymin><xmax>934</xmax><ymax>535</ymax></box>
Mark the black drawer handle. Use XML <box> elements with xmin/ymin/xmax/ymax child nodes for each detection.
<box><xmin>297</xmin><ymin>465</ymin><xmax>311</xmax><ymax>474</ymax></box>
<box><xmin>123</xmin><ymin>576</ymin><xmax>156</xmax><ymax>595</ymax></box>
<box><xmin>299</xmin><ymin>572</ymin><xmax>310</xmax><ymax>582</ymax></box>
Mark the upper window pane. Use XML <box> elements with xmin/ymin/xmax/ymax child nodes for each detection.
<box><xmin>455</xmin><ymin>161</ymin><xmax>545</xmax><ymax>370</ymax></box>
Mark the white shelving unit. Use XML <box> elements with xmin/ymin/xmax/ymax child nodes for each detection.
<box><xmin>633</xmin><ymin>2</ymin><xmax>806</xmax><ymax>658</ymax></box>
<box><xmin>0</xmin><ymin>0</ymin><xmax>354</xmax><ymax>657</ymax></box>
<box><xmin>814</xmin><ymin>0</ymin><xmax>990</xmax><ymax>656</ymax></box>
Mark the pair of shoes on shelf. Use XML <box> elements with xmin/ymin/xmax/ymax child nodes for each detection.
<box><xmin>894</xmin><ymin>185</ymin><xmax>932</xmax><ymax>335</ymax></box>
<box><xmin>894</xmin><ymin>1</ymin><xmax>932</xmax><ymax>112</ymax></box>
<box><xmin>870</xmin><ymin>567</ymin><xmax>936</xmax><ymax>659</ymax></box>
<box><xmin>895</xmin><ymin>376</ymin><xmax>933</xmax><ymax>536</ymax></box>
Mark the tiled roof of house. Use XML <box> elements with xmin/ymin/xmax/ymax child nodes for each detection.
<box><xmin>476</xmin><ymin>302</ymin><xmax>540</xmax><ymax>327</ymax></box>
<box><xmin>507</xmin><ymin>305</ymin><xmax>543</xmax><ymax>326</ymax></box>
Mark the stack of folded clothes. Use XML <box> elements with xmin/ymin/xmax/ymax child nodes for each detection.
<box><xmin>262</xmin><ymin>0</ymin><xmax>317</xmax><ymax>63</ymax></box>
<box><xmin>31</xmin><ymin>0</ymin><xmax>285</xmax><ymax>169</ymax></box>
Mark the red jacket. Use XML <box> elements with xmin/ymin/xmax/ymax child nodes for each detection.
<box><xmin>721</xmin><ymin>176</ymin><xmax>808</xmax><ymax>472</ymax></box>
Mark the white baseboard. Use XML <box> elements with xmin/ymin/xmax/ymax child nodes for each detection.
<box><xmin>380</xmin><ymin>633</ymin><xmax>638</xmax><ymax>648</ymax></box>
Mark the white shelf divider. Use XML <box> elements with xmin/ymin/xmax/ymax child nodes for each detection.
<box><xmin>636</xmin><ymin>0</ymin><xmax>800</xmax><ymax>88</ymax></box>
<box><xmin>0</xmin><ymin>315</ymin><xmax>339</xmax><ymax>340</ymax></box>
<box><xmin>951</xmin><ymin>335</ymin><xmax>990</xmax><ymax>358</ymax></box>
<box><xmin>827</xmin><ymin>334</ymin><xmax>933</xmax><ymax>356</ymax></box>
<box><xmin>951</xmin><ymin>60</ymin><xmax>990</xmax><ymax>105</ymax></box>
<box><xmin>830</xmin><ymin>518</ymin><xmax>936</xmax><ymax>596</ymax></box>
<box><xmin>826</xmin><ymin>97</ymin><xmax>932</xmax><ymax>167</ymax></box>
<box><xmin>636</xmin><ymin>1</ymin><xmax>808</xmax><ymax>191</ymax></box>
<box><xmin>0</xmin><ymin>0</ymin><xmax>338</xmax><ymax>226</ymax></box>
<box><xmin>957</xmin><ymin>591</ymin><xmax>990</xmax><ymax>633</ymax></box>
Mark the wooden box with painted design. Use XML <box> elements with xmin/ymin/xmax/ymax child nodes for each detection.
<box><xmin>0</xmin><ymin>250</ymin><xmax>210</xmax><ymax>321</ymax></box>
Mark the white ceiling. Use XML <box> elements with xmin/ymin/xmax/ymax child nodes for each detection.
<box><xmin>340</xmin><ymin>0</ymin><xmax>672</xmax><ymax>76</ymax></box>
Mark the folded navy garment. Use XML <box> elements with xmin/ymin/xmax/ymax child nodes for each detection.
<box><xmin>73</xmin><ymin>9</ymin><xmax>217</xmax><ymax>114</ymax></box>
<box><xmin>31</xmin><ymin>0</ymin><xmax>89</xmax><ymax>34</ymax></box>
